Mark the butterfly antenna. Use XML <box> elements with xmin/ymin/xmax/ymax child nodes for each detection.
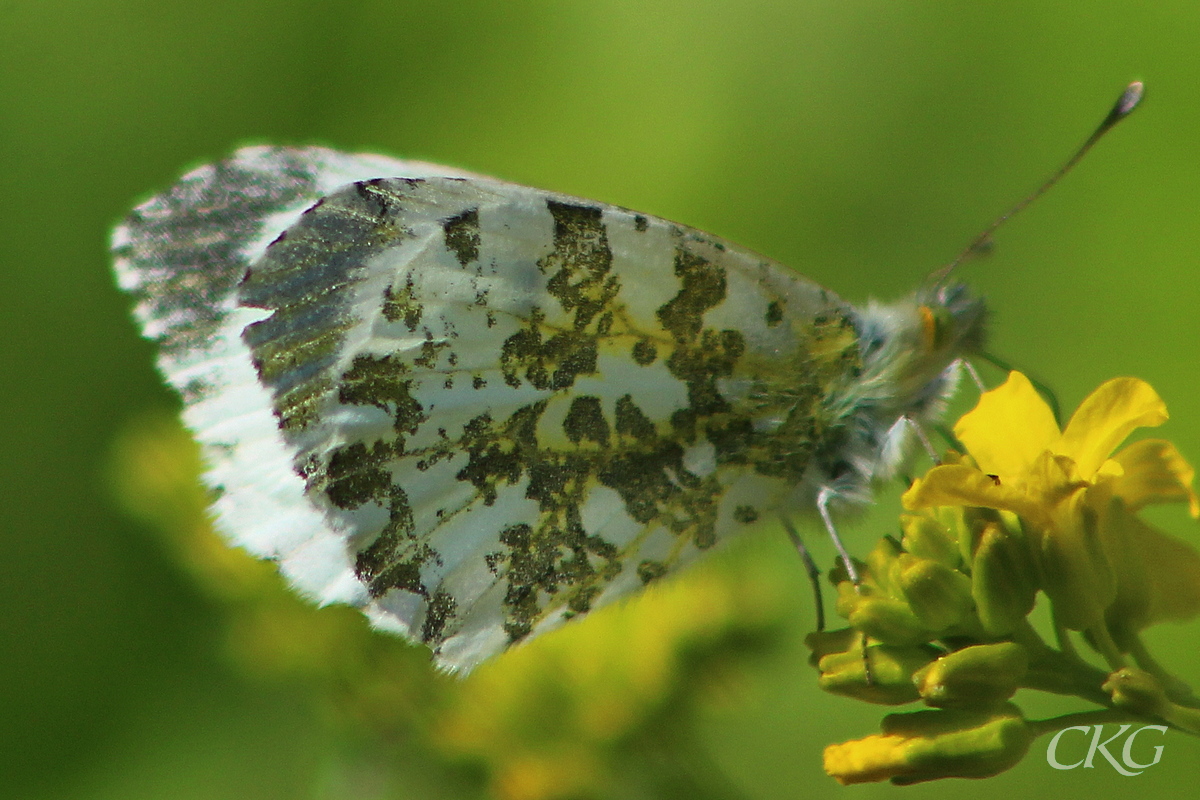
<box><xmin>929</xmin><ymin>81</ymin><xmax>1145</xmax><ymax>286</ymax></box>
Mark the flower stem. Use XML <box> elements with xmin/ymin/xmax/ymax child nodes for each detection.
<box><xmin>1028</xmin><ymin>709</ymin><xmax>1157</xmax><ymax>738</ymax></box>
<box><xmin>1021</xmin><ymin>649</ymin><xmax>1112</xmax><ymax>707</ymax></box>
<box><xmin>1086</xmin><ymin>623</ymin><xmax>1128</xmax><ymax>673</ymax></box>
<box><xmin>1125</xmin><ymin>634</ymin><xmax>1200</xmax><ymax>708</ymax></box>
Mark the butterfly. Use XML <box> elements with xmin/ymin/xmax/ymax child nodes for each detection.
<box><xmin>113</xmin><ymin>145</ymin><xmax>985</xmax><ymax>672</ymax></box>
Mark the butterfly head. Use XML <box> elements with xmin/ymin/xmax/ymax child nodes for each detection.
<box><xmin>912</xmin><ymin>281</ymin><xmax>987</xmax><ymax>369</ymax></box>
<box><xmin>848</xmin><ymin>281</ymin><xmax>986</xmax><ymax>440</ymax></box>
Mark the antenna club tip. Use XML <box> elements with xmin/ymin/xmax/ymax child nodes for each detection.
<box><xmin>1116</xmin><ymin>81</ymin><xmax>1145</xmax><ymax>118</ymax></box>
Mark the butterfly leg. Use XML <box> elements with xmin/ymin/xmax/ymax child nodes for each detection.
<box><xmin>781</xmin><ymin>515</ymin><xmax>825</xmax><ymax>631</ymax></box>
<box><xmin>812</xmin><ymin>495</ymin><xmax>877</xmax><ymax>683</ymax></box>
<box><xmin>817</xmin><ymin>486</ymin><xmax>861</xmax><ymax>586</ymax></box>
<box><xmin>904</xmin><ymin>416</ymin><xmax>940</xmax><ymax>464</ymax></box>
<box><xmin>961</xmin><ymin>357</ymin><xmax>986</xmax><ymax>393</ymax></box>
<box><xmin>860</xmin><ymin>629</ymin><xmax>876</xmax><ymax>687</ymax></box>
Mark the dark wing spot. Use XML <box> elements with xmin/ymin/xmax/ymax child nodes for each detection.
<box><xmin>765</xmin><ymin>300</ymin><xmax>783</xmax><ymax>327</ymax></box>
<box><xmin>631</xmin><ymin>339</ymin><xmax>657</xmax><ymax>365</ymax></box>
<box><xmin>355</xmin><ymin>179</ymin><xmax>411</xmax><ymax>219</ymax></box>
<box><xmin>442</xmin><ymin>207</ymin><xmax>480</xmax><ymax>266</ymax></box>
<box><xmin>325</xmin><ymin>440</ymin><xmax>396</xmax><ymax>509</ymax></box>
<box><xmin>382</xmin><ymin>277</ymin><xmax>423</xmax><ymax>331</ymax></box>
<box><xmin>614</xmin><ymin>395</ymin><xmax>656</xmax><ymax>442</ymax></box>
<box><xmin>734</xmin><ymin>505</ymin><xmax>759</xmax><ymax>523</ymax></box>
<box><xmin>421</xmin><ymin>590</ymin><xmax>458</xmax><ymax>644</ymax></box>
<box><xmin>338</xmin><ymin>354</ymin><xmax>425</xmax><ymax>434</ymax></box>
<box><xmin>501</xmin><ymin>312</ymin><xmax>598</xmax><ymax>391</ymax></box>
<box><xmin>637</xmin><ymin>560</ymin><xmax>667</xmax><ymax>584</ymax></box>
<box><xmin>656</xmin><ymin>248</ymin><xmax>726</xmax><ymax>344</ymax></box>
<box><xmin>562</xmin><ymin>396</ymin><xmax>610</xmax><ymax>447</ymax></box>
<box><xmin>540</xmin><ymin>201</ymin><xmax>618</xmax><ymax>330</ymax></box>
<box><xmin>663</xmin><ymin>327</ymin><xmax>745</xmax><ymax>416</ymax></box>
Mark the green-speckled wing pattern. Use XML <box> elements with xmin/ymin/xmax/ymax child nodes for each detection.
<box><xmin>114</xmin><ymin>146</ymin><xmax>865</xmax><ymax>672</ymax></box>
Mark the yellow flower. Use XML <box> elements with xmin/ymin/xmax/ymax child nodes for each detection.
<box><xmin>904</xmin><ymin>372</ymin><xmax>1200</xmax><ymax>642</ymax></box>
<box><xmin>823</xmin><ymin>704</ymin><xmax>1033</xmax><ymax>785</ymax></box>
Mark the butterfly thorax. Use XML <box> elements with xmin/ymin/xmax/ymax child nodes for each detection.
<box><xmin>789</xmin><ymin>282</ymin><xmax>987</xmax><ymax>509</ymax></box>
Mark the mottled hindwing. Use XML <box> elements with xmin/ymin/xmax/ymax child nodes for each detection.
<box><xmin>114</xmin><ymin>146</ymin><xmax>862</xmax><ymax>672</ymax></box>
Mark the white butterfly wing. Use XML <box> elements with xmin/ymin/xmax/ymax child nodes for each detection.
<box><xmin>115</xmin><ymin>147</ymin><xmax>862</xmax><ymax>672</ymax></box>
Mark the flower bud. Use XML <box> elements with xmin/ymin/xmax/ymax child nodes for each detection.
<box><xmin>1103</xmin><ymin>667</ymin><xmax>1169</xmax><ymax>717</ymax></box>
<box><xmin>913</xmin><ymin>642</ymin><xmax>1028</xmax><ymax>708</ymax></box>
<box><xmin>815</xmin><ymin>643</ymin><xmax>937</xmax><ymax>705</ymax></box>
<box><xmin>892</xmin><ymin>554</ymin><xmax>976</xmax><ymax>633</ymax></box>
<box><xmin>836</xmin><ymin>583</ymin><xmax>930</xmax><ymax>646</ymax></box>
<box><xmin>970</xmin><ymin>522</ymin><xmax>1038</xmax><ymax>636</ymax></box>
<box><xmin>1103</xmin><ymin>668</ymin><xmax>1200</xmax><ymax>736</ymax></box>
<box><xmin>824</xmin><ymin>704</ymin><xmax>1033</xmax><ymax>785</ymax></box>
<box><xmin>900</xmin><ymin>511</ymin><xmax>961</xmax><ymax>569</ymax></box>
<box><xmin>805</xmin><ymin>627</ymin><xmax>859</xmax><ymax>665</ymax></box>
<box><xmin>865</xmin><ymin>536</ymin><xmax>904</xmax><ymax>593</ymax></box>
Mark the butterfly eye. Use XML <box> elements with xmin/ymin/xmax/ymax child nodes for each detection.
<box><xmin>918</xmin><ymin>304</ymin><xmax>941</xmax><ymax>351</ymax></box>
<box><xmin>918</xmin><ymin>304</ymin><xmax>957</xmax><ymax>352</ymax></box>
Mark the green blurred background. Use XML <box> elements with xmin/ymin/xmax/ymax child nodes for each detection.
<box><xmin>5</xmin><ymin>1</ymin><xmax>1200</xmax><ymax>798</ymax></box>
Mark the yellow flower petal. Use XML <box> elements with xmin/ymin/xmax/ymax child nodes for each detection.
<box><xmin>824</xmin><ymin>732</ymin><xmax>911</xmax><ymax>785</ymax></box>
<box><xmin>1037</xmin><ymin>483</ymin><xmax>1116</xmax><ymax>631</ymax></box>
<box><xmin>1025</xmin><ymin>451</ymin><xmax>1087</xmax><ymax>504</ymax></box>
<box><xmin>1101</xmin><ymin>501</ymin><xmax>1200</xmax><ymax>641</ymax></box>
<box><xmin>954</xmin><ymin>372</ymin><xmax>1060</xmax><ymax>478</ymax></box>
<box><xmin>1111</xmin><ymin>439</ymin><xmax>1200</xmax><ymax>517</ymax></box>
<box><xmin>903</xmin><ymin>464</ymin><xmax>1045</xmax><ymax>526</ymax></box>
<box><xmin>1056</xmin><ymin>378</ymin><xmax>1167</xmax><ymax>478</ymax></box>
